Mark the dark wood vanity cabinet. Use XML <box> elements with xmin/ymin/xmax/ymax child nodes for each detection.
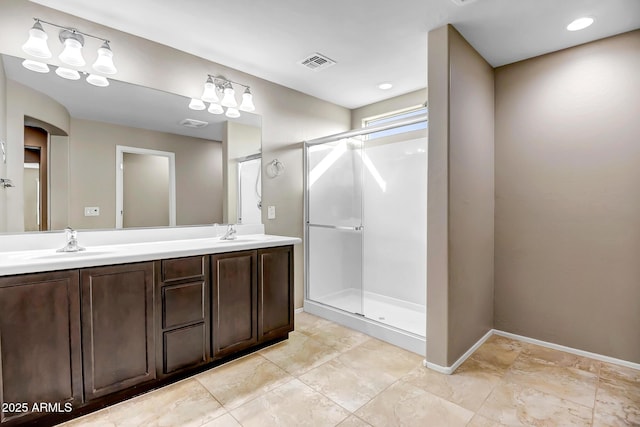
<box><xmin>156</xmin><ymin>256</ymin><xmax>210</xmax><ymax>376</ymax></box>
<box><xmin>0</xmin><ymin>244</ymin><xmax>294</xmax><ymax>426</ymax></box>
<box><xmin>80</xmin><ymin>262</ymin><xmax>156</xmax><ymax>401</ymax></box>
<box><xmin>211</xmin><ymin>250</ymin><xmax>258</xmax><ymax>359</ymax></box>
<box><xmin>211</xmin><ymin>246</ymin><xmax>294</xmax><ymax>359</ymax></box>
<box><xmin>258</xmin><ymin>246</ymin><xmax>294</xmax><ymax>342</ymax></box>
<box><xmin>0</xmin><ymin>271</ymin><xmax>82</xmax><ymax>426</ymax></box>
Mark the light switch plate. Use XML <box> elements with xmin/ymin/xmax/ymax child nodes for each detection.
<box><xmin>84</xmin><ymin>207</ymin><xmax>100</xmax><ymax>216</ymax></box>
<box><xmin>267</xmin><ymin>205</ymin><xmax>276</xmax><ymax>220</ymax></box>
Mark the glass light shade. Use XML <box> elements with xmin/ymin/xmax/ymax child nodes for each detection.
<box><xmin>92</xmin><ymin>42</ymin><xmax>117</xmax><ymax>74</ymax></box>
<box><xmin>22</xmin><ymin>22</ymin><xmax>52</xmax><ymax>58</ymax></box>
<box><xmin>188</xmin><ymin>98</ymin><xmax>206</xmax><ymax>110</ymax></box>
<box><xmin>201</xmin><ymin>79</ymin><xmax>219</xmax><ymax>103</ymax></box>
<box><xmin>22</xmin><ymin>59</ymin><xmax>50</xmax><ymax>73</ymax></box>
<box><xmin>86</xmin><ymin>74</ymin><xmax>109</xmax><ymax>87</ymax></box>
<box><xmin>239</xmin><ymin>88</ymin><xmax>255</xmax><ymax>112</ymax></box>
<box><xmin>59</xmin><ymin>38</ymin><xmax>86</xmax><ymax>67</ymax></box>
<box><xmin>221</xmin><ymin>85</ymin><xmax>237</xmax><ymax>108</ymax></box>
<box><xmin>55</xmin><ymin>67</ymin><xmax>80</xmax><ymax>80</ymax></box>
<box><xmin>225</xmin><ymin>107</ymin><xmax>240</xmax><ymax>118</ymax></box>
<box><xmin>208</xmin><ymin>103</ymin><xmax>224</xmax><ymax>115</ymax></box>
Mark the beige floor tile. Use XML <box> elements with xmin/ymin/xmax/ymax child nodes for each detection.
<box><xmin>467</xmin><ymin>335</ymin><xmax>525</xmax><ymax>374</ymax></box>
<box><xmin>307</xmin><ymin>321</ymin><xmax>371</xmax><ymax>352</ymax></box>
<box><xmin>57</xmin><ymin>409</ymin><xmax>115</xmax><ymax>426</ymax></box>
<box><xmin>201</xmin><ymin>413</ymin><xmax>242</xmax><ymax>427</ymax></box>
<box><xmin>355</xmin><ymin>381</ymin><xmax>474</xmax><ymax>427</ymax></box>
<box><xmin>466</xmin><ymin>414</ymin><xmax>507</xmax><ymax>427</ymax></box>
<box><xmin>594</xmin><ymin>373</ymin><xmax>640</xmax><ymax>426</ymax></box>
<box><xmin>520</xmin><ymin>344</ymin><xmax>600</xmax><ymax>373</ymax></box>
<box><xmin>477</xmin><ymin>381</ymin><xmax>593</xmax><ymax>426</ymax></box>
<box><xmin>258</xmin><ymin>330</ymin><xmax>342</xmax><ymax>376</ymax></box>
<box><xmin>295</xmin><ymin>311</ymin><xmax>332</xmax><ymax>336</ymax></box>
<box><xmin>106</xmin><ymin>379</ymin><xmax>226</xmax><ymax>427</ymax></box>
<box><xmin>337</xmin><ymin>415</ymin><xmax>372</xmax><ymax>426</ymax></box>
<box><xmin>402</xmin><ymin>360</ymin><xmax>501</xmax><ymax>412</ymax></box>
<box><xmin>504</xmin><ymin>354</ymin><xmax>598</xmax><ymax>407</ymax></box>
<box><xmin>337</xmin><ymin>338</ymin><xmax>423</xmax><ymax>380</ymax></box>
<box><xmin>599</xmin><ymin>362</ymin><xmax>640</xmax><ymax>383</ymax></box>
<box><xmin>299</xmin><ymin>356</ymin><xmax>396</xmax><ymax>412</ymax></box>
<box><xmin>230</xmin><ymin>378</ymin><xmax>350</xmax><ymax>427</ymax></box>
<box><xmin>196</xmin><ymin>353</ymin><xmax>293</xmax><ymax>409</ymax></box>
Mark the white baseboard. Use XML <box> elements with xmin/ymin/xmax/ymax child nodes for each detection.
<box><xmin>493</xmin><ymin>330</ymin><xmax>640</xmax><ymax>371</ymax></box>
<box><xmin>294</xmin><ymin>307</ymin><xmax>304</xmax><ymax>314</ymax></box>
<box><xmin>423</xmin><ymin>329</ymin><xmax>494</xmax><ymax>375</ymax></box>
<box><xmin>423</xmin><ymin>329</ymin><xmax>640</xmax><ymax>375</ymax></box>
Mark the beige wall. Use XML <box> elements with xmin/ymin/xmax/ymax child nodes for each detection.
<box><xmin>494</xmin><ymin>30</ymin><xmax>640</xmax><ymax>363</ymax></box>
<box><xmin>69</xmin><ymin>118</ymin><xmax>222</xmax><ymax>229</ymax></box>
<box><xmin>351</xmin><ymin>89</ymin><xmax>427</xmax><ymax>129</ymax></box>
<box><xmin>427</xmin><ymin>25</ymin><xmax>495</xmax><ymax>367</ymax></box>
<box><xmin>49</xmin><ymin>135</ymin><xmax>69</xmax><ymax>229</ymax></box>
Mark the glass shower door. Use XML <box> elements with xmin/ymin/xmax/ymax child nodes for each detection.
<box><xmin>306</xmin><ymin>137</ymin><xmax>364</xmax><ymax>315</ymax></box>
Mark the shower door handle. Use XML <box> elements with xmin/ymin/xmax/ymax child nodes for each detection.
<box><xmin>354</xmin><ymin>226</ymin><xmax>363</xmax><ymax>231</ymax></box>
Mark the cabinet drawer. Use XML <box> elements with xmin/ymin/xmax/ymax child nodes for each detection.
<box><xmin>162</xmin><ymin>256</ymin><xmax>205</xmax><ymax>282</ymax></box>
<box><xmin>163</xmin><ymin>323</ymin><xmax>207</xmax><ymax>374</ymax></box>
<box><xmin>163</xmin><ymin>281</ymin><xmax>205</xmax><ymax>328</ymax></box>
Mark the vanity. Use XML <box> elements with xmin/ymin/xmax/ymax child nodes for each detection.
<box><xmin>0</xmin><ymin>226</ymin><xmax>300</xmax><ymax>426</ymax></box>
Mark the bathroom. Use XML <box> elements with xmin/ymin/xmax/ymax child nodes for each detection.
<box><xmin>0</xmin><ymin>0</ymin><xmax>639</xmax><ymax>425</ymax></box>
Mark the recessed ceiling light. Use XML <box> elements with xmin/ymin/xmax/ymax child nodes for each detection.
<box><xmin>567</xmin><ymin>17</ymin><xmax>594</xmax><ymax>31</ymax></box>
<box><xmin>378</xmin><ymin>82</ymin><xmax>393</xmax><ymax>90</ymax></box>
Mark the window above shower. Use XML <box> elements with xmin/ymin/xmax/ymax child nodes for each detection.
<box><xmin>363</xmin><ymin>106</ymin><xmax>427</xmax><ymax>140</ymax></box>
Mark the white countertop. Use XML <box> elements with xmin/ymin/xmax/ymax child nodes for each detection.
<box><xmin>0</xmin><ymin>234</ymin><xmax>301</xmax><ymax>276</ymax></box>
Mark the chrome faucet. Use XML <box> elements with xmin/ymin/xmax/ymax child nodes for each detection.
<box><xmin>57</xmin><ymin>227</ymin><xmax>86</xmax><ymax>252</ymax></box>
<box><xmin>220</xmin><ymin>224</ymin><xmax>237</xmax><ymax>240</ymax></box>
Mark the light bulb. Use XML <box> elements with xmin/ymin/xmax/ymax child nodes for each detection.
<box><xmin>22</xmin><ymin>21</ymin><xmax>52</xmax><ymax>58</ymax></box>
<box><xmin>55</xmin><ymin>67</ymin><xmax>80</xmax><ymax>80</ymax></box>
<box><xmin>59</xmin><ymin>31</ymin><xmax>86</xmax><ymax>67</ymax></box>
<box><xmin>221</xmin><ymin>84</ymin><xmax>237</xmax><ymax>108</ymax></box>
<box><xmin>189</xmin><ymin>98</ymin><xmax>206</xmax><ymax>110</ymax></box>
<box><xmin>201</xmin><ymin>77</ymin><xmax>219</xmax><ymax>103</ymax></box>
<box><xmin>86</xmin><ymin>74</ymin><xmax>109</xmax><ymax>87</ymax></box>
<box><xmin>22</xmin><ymin>59</ymin><xmax>50</xmax><ymax>73</ymax></box>
<box><xmin>225</xmin><ymin>107</ymin><xmax>240</xmax><ymax>118</ymax></box>
<box><xmin>567</xmin><ymin>17</ymin><xmax>594</xmax><ymax>31</ymax></box>
<box><xmin>92</xmin><ymin>41</ymin><xmax>117</xmax><ymax>74</ymax></box>
<box><xmin>239</xmin><ymin>87</ymin><xmax>255</xmax><ymax>112</ymax></box>
<box><xmin>208</xmin><ymin>103</ymin><xmax>224</xmax><ymax>115</ymax></box>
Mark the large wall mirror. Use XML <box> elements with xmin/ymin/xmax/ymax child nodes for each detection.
<box><xmin>0</xmin><ymin>53</ymin><xmax>262</xmax><ymax>233</ymax></box>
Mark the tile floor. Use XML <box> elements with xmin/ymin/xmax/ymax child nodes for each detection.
<box><xmin>59</xmin><ymin>312</ymin><xmax>640</xmax><ymax>426</ymax></box>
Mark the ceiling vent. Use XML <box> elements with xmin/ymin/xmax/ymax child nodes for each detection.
<box><xmin>450</xmin><ymin>0</ymin><xmax>479</xmax><ymax>5</ymax></box>
<box><xmin>180</xmin><ymin>118</ymin><xmax>208</xmax><ymax>128</ymax></box>
<box><xmin>298</xmin><ymin>52</ymin><xmax>336</xmax><ymax>71</ymax></box>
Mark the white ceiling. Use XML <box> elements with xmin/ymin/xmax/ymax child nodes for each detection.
<box><xmin>30</xmin><ymin>0</ymin><xmax>640</xmax><ymax>109</ymax></box>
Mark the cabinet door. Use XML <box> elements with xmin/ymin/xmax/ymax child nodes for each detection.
<box><xmin>0</xmin><ymin>271</ymin><xmax>82</xmax><ymax>425</ymax></box>
<box><xmin>81</xmin><ymin>263</ymin><xmax>155</xmax><ymax>401</ymax></box>
<box><xmin>258</xmin><ymin>246</ymin><xmax>294</xmax><ymax>342</ymax></box>
<box><xmin>211</xmin><ymin>251</ymin><xmax>257</xmax><ymax>359</ymax></box>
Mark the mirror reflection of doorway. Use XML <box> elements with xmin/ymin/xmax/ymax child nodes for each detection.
<box><xmin>237</xmin><ymin>156</ymin><xmax>262</xmax><ymax>224</ymax></box>
<box><xmin>23</xmin><ymin>126</ymin><xmax>48</xmax><ymax>231</ymax></box>
<box><xmin>115</xmin><ymin>146</ymin><xmax>176</xmax><ymax>229</ymax></box>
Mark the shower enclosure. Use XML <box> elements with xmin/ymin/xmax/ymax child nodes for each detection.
<box><xmin>304</xmin><ymin>114</ymin><xmax>427</xmax><ymax>354</ymax></box>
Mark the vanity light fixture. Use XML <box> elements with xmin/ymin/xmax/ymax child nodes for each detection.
<box><xmin>189</xmin><ymin>75</ymin><xmax>256</xmax><ymax>117</ymax></box>
<box><xmin>21</xmin><ymin>17</ymin><xmax>118</xmax><ymax>87</ymax></box>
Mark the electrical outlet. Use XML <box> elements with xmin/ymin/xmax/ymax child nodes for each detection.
<box><xmin>267</xmin><ymin>205</ymin><xmax>276</xmax><ymax>220</ymax></box>
<box><xmin>84</xmin><ymin>207</ymin><xmax>100</xmax><ymax>217</ymax></box>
